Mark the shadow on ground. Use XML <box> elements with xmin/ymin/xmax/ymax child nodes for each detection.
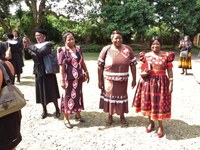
<box><xmin>50</xmin><ymin>111</ymin><xmax>200</xmax><ymax>140</ymax></box>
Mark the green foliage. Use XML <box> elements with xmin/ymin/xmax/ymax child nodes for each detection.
<box><xmin>97</xmin><ymin>0</ymin><xmax>156</xmax><ymax>41</ymax></box>
<box><xmin>146</xmin><ymin>22</ymin><xmax>180</xmax><ymax>45</ymax></box>
<box><xmin>155</xmin><ymin>0</ymin><xmax>200</xmax><ymax>42</ymax></box>
<box><xmin>80</xmin><ymin>43</ymin><xmax>104</xmax><ymax>52</ymax></box>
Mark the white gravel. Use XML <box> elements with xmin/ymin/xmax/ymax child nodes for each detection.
<box><xmin>16</xmin><ymin>56</ymin><xmax>200</xmax><ymax>150</ymax></box>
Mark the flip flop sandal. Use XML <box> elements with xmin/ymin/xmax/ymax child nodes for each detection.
<box><xmin>106</xmin><ymin>119</ymin><xmax>113</xmax><ymax>126</ymax></box>
<box><xmin>64</xmin><ymin>122</ymin><xmax>73</xmax><ymax>129</ymax></box>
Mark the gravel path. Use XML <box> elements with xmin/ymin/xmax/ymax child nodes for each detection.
<box><xmin>16</xmin><ymin>56</ymin><xmax>200</xmax><ymax>150</ymax></box>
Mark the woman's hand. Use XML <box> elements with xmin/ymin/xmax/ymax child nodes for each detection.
<box><xmin>169</xmin><ymin>81</ymin><xmax>173</xmax><ymax>94</ymax></box>
<box><xmin>85</xmin><ymin>72</ymin><xmax>90</xmax><ymax>83</ymax></box>
<box><xmin>98</xmin><ymin>80</ymin><xmax>104</xmax><ymax>90</ymax></box>
<box><xmin>61</xmin><ymin>80</ymin><xmax>66</xmax><ymax>89</ymax></box>
<box><xmin>131</xmin><ymin>80</ymin><xmax>136</xmax><ymax>89</ymax></box>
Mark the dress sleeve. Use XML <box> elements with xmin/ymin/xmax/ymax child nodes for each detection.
<box><xmin>97</xmin><ymin>45</ymin><xmax>110</xmax><ymax>67</ymax></box>
<box><xmin>57</xmin><ymin>47</ymin><xmax>66</xmax><ymax>65</ymax></box>
<box><xmin>167</xmin><ymin>52</ymin><xmax>175</xmax><ymax>68</ymax></box>
<box><xmin>126</xmin><ymin>45</ymin><xmax>137</xmax><ymax>66</ymax></box>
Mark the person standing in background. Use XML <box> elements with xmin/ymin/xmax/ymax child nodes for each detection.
<box><xmin>23</xmin><ymin>28</ymin><xmax>60</xmax><ymax>119</ymax></box>
<box><xmin>6</xmin><ymin>33</ymin><xmax>24</xmax><ymax>83</ymax></box>
<box><xmin>98</xmin><ymin>30</ymin><xmax>137</xmax><ymax>127</ymax></box>
<box><xmin>178</xmin><ymin>35</ymin><xmax>192</xmax><ymax>75</ymax></box>
<box><xmin>12</xmin><ymin>29</ymin><xmax>24</xmax><ymax>82</ymax></box>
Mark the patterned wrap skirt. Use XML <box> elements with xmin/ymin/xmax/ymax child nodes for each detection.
<box><xmin>178</xmin><ymin>52</ymin><xmax>192</xmax><ymax>69</ymax></box>
<box><xmin>61</xmin><ymin>78</ymin><xmax>84</xmax><ymax>114</ymax></box>
<box><xmin>99</xmin><ymin>79</ymin><xmax>128</xmax><ymax>115</ymax></box>
<box><xmin>132</xmin><ymin>71</ymin><xmax>171</xmax><ymax>120</ymax></box>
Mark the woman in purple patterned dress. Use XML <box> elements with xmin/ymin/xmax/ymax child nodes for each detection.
<box><xmin>57</xmin><ymin>31</ymin><xmax>89</xmax><ymax>129</ymax></box>
<box><xmin>98</xmin><ymin>30</ymin><xmax>137</xmax><ymax>127</ymax></box>
<box><xmin>132</xmin><ymin>36</ymin><xmax>175</xmax><ymax>138</ymax></box>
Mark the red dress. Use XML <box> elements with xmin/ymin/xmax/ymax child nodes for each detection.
<box><xmin>132</xmin><ymin>51</ymin><xmax>175</xmax><ymax>120</ymax></box>
<box><xmin>98</xmin><ymin>45</ymin><xmax>137</xmax><ymax>115</ymax></box>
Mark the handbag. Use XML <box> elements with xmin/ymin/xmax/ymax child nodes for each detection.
<box><xmin>180</xmin><ymin>50</ymin><xmax>188</xmax><ymax>58</ymax></box>
<box><xmin>140</xmin><ymin>61</ymin><xmax>152</xmax><ymax>78</ymax></box>
<box><xmin>43</xmin><ymin>53</ymin><xmax>59</xmax><ymax>74</ymax></box>
<box><xmin>0</xmin><ymin>63</ymin><xmax>26</xmax><ymax>117</ymax></box>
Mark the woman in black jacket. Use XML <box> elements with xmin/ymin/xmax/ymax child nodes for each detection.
<box><xmin>23</xmin><ymin>28</ymin><xmax>60</xmax><ymax>119</ymax></box>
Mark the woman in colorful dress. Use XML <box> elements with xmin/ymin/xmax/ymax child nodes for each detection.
<box><xmin>132</xmin><ymin>36</ymin><xmax>175</xmax><ymax>138</ymax></box>
<box><xmin>178</xmin><ymin>35</ymin><xmax>192</xmax><ymax>75</ymax></box>
<box><xmin>98</xmin><ymin>30</ymin><xmax>137</xmax><ymax>127</ymax></box>
<box><xmin>57</xmin><ymin>30</ymin><xmax>89</xmax><ymax>129</ymax></box>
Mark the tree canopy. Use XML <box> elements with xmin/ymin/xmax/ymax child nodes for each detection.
<box><xmin>0</xmin><ymin>0</ymin><xmax>200</xmax><ymax>45</ymax></box>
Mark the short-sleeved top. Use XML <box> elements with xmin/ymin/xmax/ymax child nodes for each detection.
<box><xmin>139</xmin><ymin>51</ymin><xmax>175</xmax><ymax>71</ymax></box>
<box><xmin>57</xmin><ymin>46</ymin><xmax>83</xmax><ymax>80</ymax></box>
<box><xmin>98</xmin><ymin>44</ymin><xmax>137</xmax><ymax>81</ymax></box>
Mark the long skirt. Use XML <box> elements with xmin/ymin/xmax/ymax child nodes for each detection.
<box><xmin>132</xmin><ymin>73</ymin><xmax>171</xmax><ymax>120</ymax></box>
<box><xmin>61</xmin><ymin>78</ymin><xmax>84</xmax><ymax>114</ymax></box>
<box><xmin>178</xmin><ymin>52</ymin><xmax>192</xmax><ymax>69</ymax></box>
<box><xmin>99</xmin><ymin>79</ymin><xmax>128</xmax><ymax>115</ymax></box>
<box><xmin>0</xmin><ymin>111</ymin><xmax>22</xmax><ymax>150</ymax></box>
<box><xmin>35</xmin><ymin>74</ymin><xmax>60</xmax><ymax>105</ymax></box>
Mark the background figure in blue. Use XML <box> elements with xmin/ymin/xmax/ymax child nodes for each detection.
<box><xmin>23</xmin><ymin>28</ymin><xmax>60</xmax><ymax>119</ymax></box>
<box><xmin>12</xmin><ymin>29</ymin><xmax>24</xmax><ymax>82</ymax></box>
<box><xmin>6</xmin><ymin>33</ymin><xmax>24</xmax><ymax>83</ymax></box>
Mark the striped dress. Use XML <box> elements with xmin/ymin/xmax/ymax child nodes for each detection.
<box><xmin>98</xmin><ymin>45</ymin><xmax>137</xmax><ymax>115</ymax></box>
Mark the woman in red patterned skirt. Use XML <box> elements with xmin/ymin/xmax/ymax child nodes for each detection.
<box><xmin>98</xmin><ymin>30</ymin><xmax>137</xmax><ymax>127</ymax></box>
<box><xmin>132</xmin><ymin>36</ymin><xmax>175</xmax><ymax>138</ymax></box>
<box><xmin>57</xmin><ymin>31</ymin><xmax>89</xmax><ymax>129</ymax></box>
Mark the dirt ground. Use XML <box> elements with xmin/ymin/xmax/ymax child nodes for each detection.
<box><xmin>16</xmin><ymin>54</ymin><xmax>200</xmax><ymax>150</ymax></box>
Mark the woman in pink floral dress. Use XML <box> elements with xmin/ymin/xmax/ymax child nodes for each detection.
<box><xmin>98</xmin><ymin>30</ymin><xmax>137</xmax><ymax>127</ymax></box>
<box><xmin>132</xmin><ymin>36</ymin><xmax>175</xmax><ymax>138</ymax></box>
<box><xmin>57</xmin><ymin>31</ymin><xmax>89</xmax><ymax>129</ymax></box>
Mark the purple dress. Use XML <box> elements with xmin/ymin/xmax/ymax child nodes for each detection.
<box><xmin>58</xmin><ymin>46</ymin><xmax>85</xmax><ymax>114</ymax></box>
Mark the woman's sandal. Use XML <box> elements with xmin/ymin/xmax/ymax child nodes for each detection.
<box><xmin>146</xmin><ymin>122</ymin><xmax>155</xmax><ymax>133</ymax></box>
<box><xmin>55</xmin><ymin>111</ymin><xmax>61</xmax><ymax>118</ymax></box>
<box><xmin>106</xmin><ymin>119</ymin><xmax>113</xmax><ymax>126</ymax></box>
<box><xmin>121</xmin><ymin>119</ymin><xmax>128</xmax><ymax>127</ymax></box>
<box><xmin>41</xmin><ymin>112</ymin><xmax>48</xmax><ymax>119</ymax></box>
<box><xmin>64</xmin><ymin>122</ymin><xmax>73</xmax><ymax>129</ymax></box>
<box><xmin>157</xmin><ymin>127</ymin><xmax>164</xmax><ymax>138</ymax></box>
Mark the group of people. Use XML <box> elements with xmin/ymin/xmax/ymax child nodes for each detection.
<box><xmin>98</xmin><ymin>31</ymin><xmax>175</xmax><ymax>138</ymax></box>
<box><xmin>1</xmin><ymin>28</ymin><xmax>193</xmax><ymax>149</ymax></box>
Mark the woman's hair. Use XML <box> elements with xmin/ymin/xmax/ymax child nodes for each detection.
<box><xmin>110</xmin><ymin>30</ymin><xmax>122</xmax><ymax>40</ymax></box>
<box><xmin>0</xmin><ymin>41</ymin><xmax>6</xmax><ymax>60</ymax></box>
<box><xmin>7</xmin><ymin>33</ymin><xmax>14</xmax><ymax>40</ymax></box>
<box><xmin>184</xmin><ymin>35</ymin><xmax>190</xmax><ymax>41</ymax></box>
<box><xmin>150</xmin><ymin>36</ymin><xmax>162</xmax><ymax>47</ymax></box>
<box><xmin>12</xmin><ymin>29</ymin><xmax>19</xmax><ymax>36</ymax></box>
<box><xmin>62</xmin><ymin>30</ymin><xmax>74</xmax><ymax>42</ymax></box>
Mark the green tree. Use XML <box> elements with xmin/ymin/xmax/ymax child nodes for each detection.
<box><xmin>0</xmin><ymin>0</ymin><xmax>22</xmax><ymax>33</ymax></box>
<box><xmin>154</xmin><ymin>0</ymin><xmax>200</xmax><ymax>44</ymax></box>
<box><xmin>95</xmin><ymin>0</ymin><xmax>156</xmax><ymax>42</ymax></box>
